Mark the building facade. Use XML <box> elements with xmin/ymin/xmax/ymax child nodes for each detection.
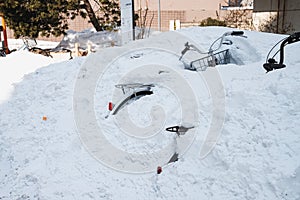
<box><xmin>253</xmin><ymin>0</ymin><xmax>300</xmax><ymax>33</ymax></box>
<box><xmin>7</xmin><ymin>0</ymin><xmax>228</xmax><ymax>40</ymax></box>
<box><xmin>7</xmin><ymin>1</ymin><xmax>298</xmax><ymax>43</ymax></box>
<box><xmin>134</xmin><ymin>0</ymin><xmax>225</xmax><ymax>31</ymax></box>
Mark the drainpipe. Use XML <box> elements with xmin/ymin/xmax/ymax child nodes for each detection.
<box><xmin>139</xmin><ymin>0</ymin><xmax>142</xmax><ymax>27</ymax></box>
<box><xmin>276</xmin><ymin>0</ymin><xmax>280</xmax><ymax>33</ymax></box>
<box><xmin>282</xmin><ymin>0</ymin><xmax>286</xmax><ymax>32</ymax></box>
<box><xmin>132</xmin><ymin>0</ymin><xmax>135</xmax><ymax>40</ymax></box>
<box><xmin>158</xmin><ymin>0</ymin><xmax>161</xmax><ymax>31</ymax></box>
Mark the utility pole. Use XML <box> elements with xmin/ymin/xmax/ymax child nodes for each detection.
<box><xmin>158</xmin><ymin>0</ymin><xmax>161</xmax><ymax>31</ymax></box>
<box><xmin>120</xmin><ymin>0</ymin><xmax>135</xmax><ymax>44</ymax></box>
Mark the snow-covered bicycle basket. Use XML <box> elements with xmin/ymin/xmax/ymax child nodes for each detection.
<box><xmin>189</xmin><ymin>49</ymin><xmax>231</xmax><ymax>71</ymax></box>
<box><xmin>179</xmin><ymin>31</ymin><xmax>245</xmax><ymax>71</ymax></box>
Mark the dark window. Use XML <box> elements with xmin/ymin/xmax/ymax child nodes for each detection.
<box><xmin>228</xmin><ymin>0</ymin><xmax>242</xmax><ymax>7</ymax></box>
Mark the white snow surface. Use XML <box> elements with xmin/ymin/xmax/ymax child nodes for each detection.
<box><xmin>0</xmin><ymin>27</ymin><xmax>299</xmax><ymax>199</ymax></box>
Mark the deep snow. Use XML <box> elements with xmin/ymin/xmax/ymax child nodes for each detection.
<box><xmin>0</xmin><ymin>27</ymin><xmax>299</xmax><ymax>200</ymax></box>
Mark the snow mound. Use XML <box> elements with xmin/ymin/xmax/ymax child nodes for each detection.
<box><xmin>56</xmin><ymin>29</ymin><xmax>120</xmax><ymax>51</ymax></box>
<box><xmin>0</xmin><ymin>51</ymin><xmax>62</xmax><ymax>104</ymax></box>
<box><xmin>0</xmin><ymin>27</ymin><xmax>299</xmax><ymax>200</ymax></box>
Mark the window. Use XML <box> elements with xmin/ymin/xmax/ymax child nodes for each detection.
<box><xmin>228</xmin><ymin>0</ymin><xmax>242</xmax><ymax>7</ymax></box>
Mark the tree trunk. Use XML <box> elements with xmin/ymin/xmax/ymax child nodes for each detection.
<box><xmin>82</xmin><ymin>0</ymin><xmax>103</xmax><ymax>31</ymax></box>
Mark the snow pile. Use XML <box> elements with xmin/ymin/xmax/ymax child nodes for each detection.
<box><xmin>0</xmin><ymin>27</ymin><xmax>299</xmax><ymax>199</ymax></box>
<box><xmin>7</xmin><ymin>39</ymin><xmax>59</xmax><ymax>51</ymax></box>
<box><xmin>55</xmin><ymin>28</ymin><xmax>157</xmax><ymax>51</ymax></box>
<box><xmin>0</xmin><ymin>51</ymin><xmax>62</xmax><ymax>104</ymax></box>
<box><xmin>56</xmin><ymin>29</ymin><xmax>120</xmax><ymax>51</ymax></box>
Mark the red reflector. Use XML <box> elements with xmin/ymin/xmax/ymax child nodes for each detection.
<box><xmin>108</xmin><ymin>102</ymin><xmax>113</xmax><ymax>111</ymax></box>
<box><xmin>157</xmin><ymin>166</ymin><xmax>162</xmax><ymax>174</ymax></box>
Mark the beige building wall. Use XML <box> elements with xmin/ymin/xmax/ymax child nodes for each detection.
<box><xmin>134</xmin><ymin>0</ymin><xmax>224</xmax><ymax>31</ymax></box>
<box><xmin>6</xmin><ymin>0</ymin><xmax>225</xmax><ymax>40</ymax></box>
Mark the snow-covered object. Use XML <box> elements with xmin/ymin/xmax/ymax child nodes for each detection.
<box><xmin>56</xmin><ymin>29</ymin><xmax>121</xmax><ymax>51</ymax></box>
<box><xmin>240</xmin><ymin>0</ymin><xmax>253</xmax><ymax>7</ymax></box>
<box><xmin>0</xmin><ymin>27</ymin><xmax>299</xmax><ymax>200</ymax></box>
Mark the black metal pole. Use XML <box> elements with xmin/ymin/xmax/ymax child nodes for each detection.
<box><xmin>132</xmin><ymin>0</ymin><xmax>135</xmax><ymax>40</ymax></box>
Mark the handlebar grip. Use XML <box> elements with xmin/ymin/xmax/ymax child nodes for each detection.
<box><xmin>181</xmin><ymin>47</ymin><xmax>189</xmax><ymax>55</ymax></box>
<box><xmin>287</xmin><ymin>32</ymin><xmax>300</xmax><ymax>43</ymax></box>
<box><xmin>291</xmin><ymin>32</ymin><xmax>300</xmax><ymax>38</ymax></box>
<box><xmin>231</xmin><ymin>31</ymin><xmax>244</xmax><ymax>36</ymax></box>
<box><xmin>263</xmin><ymin>63</ymin><xmax>286</xmax><ymax>73</ymax></box>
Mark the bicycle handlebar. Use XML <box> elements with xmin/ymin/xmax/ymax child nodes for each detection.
<box><xmin>263</xmin><ymin>32</ymin><xmax>300</xmax><ymax>73</ymax></box>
